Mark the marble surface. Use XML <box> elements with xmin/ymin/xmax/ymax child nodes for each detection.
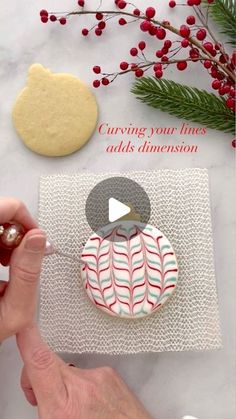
<box><xmin>0</xmin><ymin>1</ymin><xmax>235</xmax><ymax>418</ymax></box>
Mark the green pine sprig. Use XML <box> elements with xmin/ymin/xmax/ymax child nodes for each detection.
<box><xmin>132</xmin><ymin>77</ymin><xmax>235</xmax><ymax>134</ymax></box>
<box><xmin>206</xmin><ymin>0</ymin><xmax>236</xmax><ymax>46</ymax></box>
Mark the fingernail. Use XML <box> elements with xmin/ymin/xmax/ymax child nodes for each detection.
<box><xmin>44</xmin><ymin>240</ymin><xmax>55</xmax><ymax>256</ymax></box>
<box><xmin>25</xmin><ymin>234</ymin><xmax>46</xmax><ymax>252</ymax></box>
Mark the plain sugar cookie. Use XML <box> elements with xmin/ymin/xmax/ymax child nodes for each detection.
<box><xmin>81</xmin><ymin>221</ymin><xmax>178</xmax><ymax>319</ymax></box>
<box><xmin>12</xmin><ymin>64</ymin><xmax>98</xmax><ymax>157</ymax></box>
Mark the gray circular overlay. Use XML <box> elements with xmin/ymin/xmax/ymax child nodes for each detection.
<box><xmin>85</xmin><ymin>177</ymin><xmax>151</xmax><ymax>241</ymax></box>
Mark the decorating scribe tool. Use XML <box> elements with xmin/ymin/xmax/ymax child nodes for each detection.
<box><xmin>0</xmin><ymin>222</ymin><xmax>78</xmax><ymax>262</ymax></box>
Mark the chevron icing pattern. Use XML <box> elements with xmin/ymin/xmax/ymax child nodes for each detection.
<box><xmin>81</xmin><ymin>221</ymin><xmax>178</xmax><ymax>319</ymax></box>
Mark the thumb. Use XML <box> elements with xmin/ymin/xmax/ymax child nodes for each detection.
<box><xmin>17</xmin><ymin>325</ymin><xmax>66</xmax><ymax>407</ymax></box>
<box><xmin>5</xmin><ymin>229</ymin><xmax>46</xmax><ymax>323</ymax></box>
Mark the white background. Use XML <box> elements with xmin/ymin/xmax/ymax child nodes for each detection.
<box><xmin>0</xmin><ymin>1</ymin><xmax>235</xmax><ymax>418</ymax></box>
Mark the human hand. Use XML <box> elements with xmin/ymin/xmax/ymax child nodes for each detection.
<box><xmin>17</xmin><ymin>326</ymin><xmax>152</xmax><ymax>419</ymax></box>
<box><xmin>0</xmin><ymin>198</ymin><xmax>46</xmax><ymax>341</ymax></box>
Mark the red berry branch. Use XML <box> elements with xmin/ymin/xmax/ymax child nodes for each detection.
<box><xmin>40</xmin><ymin>0</ymin><xmax>236</xmax><ymax>114</ymax></box>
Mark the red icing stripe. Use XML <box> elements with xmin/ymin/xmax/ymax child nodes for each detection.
<box><xmin>113</xmin><ymin>249</ymin><xmax>129</xmax><ymax>259</ymax></box>
<box><xmin>164</xmin><ymin>284</ymin><xmax>176</xmax><ymax>291</ymax></box>
<box><xmin>98</xmin><ymin>250</ymin><xmax>110</xmax><ymax>261</ymax></box>
<box><xmin>133</xmin><ymin>296</ymin><xmax>146</xmax><ymax>309</ymax></box>
<box><xmin>164</xmin><ymin>269</ymin><xmax>178</xmax><ymax>278</ymax></box>
<box><xmin>82</xmin><ymin>253</ymin><xmax>97</xmax><ymax>260</ymax></box>
<box><xmin>163</xmin><ymin>252</ymin><xmax>174</xmax><ymax>259</ymax></box>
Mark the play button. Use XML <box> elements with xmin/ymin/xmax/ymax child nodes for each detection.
<box><xmin>85</xmin><ymin>176</ymin><xmax>151</xmax><ymax>241</ymax></box>
<box><xmin>108</xmin><ymin>198</ymin><xmax>131</xmax><ymax>222</ymax></box>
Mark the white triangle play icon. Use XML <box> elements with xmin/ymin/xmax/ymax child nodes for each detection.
<box><xmin>108</xmin><ymin>198</ymin><xmax>131</xmax><ymax>223</ymax></box>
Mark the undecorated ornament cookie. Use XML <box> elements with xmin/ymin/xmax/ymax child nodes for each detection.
<box><xmin>81</xmin><ymin>221</ymin><xmax>178</xmax><ymax>319</ymax></box>
<box><xmin>12</xmin><ymin>64</ymin><xmax>98</xmax><ymax>156</ymax></box>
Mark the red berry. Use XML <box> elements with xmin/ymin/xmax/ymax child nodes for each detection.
<box><xmin>222</xmin><ymin>84</ymin><xmax>231</xmax><ymax>94</ymax></box>
<box><xmin>120</xmin><ymin>61</ymin><xmax>129</xmax><ymax>70</ymax></box>
<box><xmin>102</xmin><ymin>77</ymin><xmax>110</xmax><ymax>86</ymax></box>
<box><xmin>180</xmin><ymin>25</ymin><xmax>191</xmax><ymax>38</ymax></box>
<box><xmin>217</xmin><ymin>71</ymin><xmax>225</xmax><ymax>81</ymax></box>
<box><xmin>203</xmin><ymin>42</ymin><xmax>214</xmax><ymax>52</ymax></box>
<box><xmin>149</xmin><ymin>25</ymin><xmax>157</xmax><ymax>36</ymax></box>
<box><xmin>177</xmin><ymin>61</ymin><xmax>188</xmax><ymax>71</ymax></box>
<box><xmin>156</xmin><ymin>50</ymin><xmax>163</xmax><ymax>58</ymax></box>
<box><xmin>186</xmin><ymin>15</ymin><xmax>195</xmax><ymax>25</ymax></box>
<box><xmin>130</xmin><ymin>47</ymin><xmax>138</xmax><ymax>56</ymax></box>
<box><xmin>204</xmin><ymin>60</ymin><xmax>212</xmax><ymax>69</ymax></box>
<box><xmin>169</xmin><ymin>1</ymin><xmax>176</xmax><ymax>8</ymax></box>
<box><xmin>138</xmin><ymin>41</ymin><xmax>146</xmax><ymax>50</ymax></box>
<box><xmin>95</xmin><ymin>28</ymin><xmax>102</xmax><ymax>36</ymax></box>
<box><xmin>226</xmin><ymin>77</ymin><xmax>233</xmax><ymax>85</ymax></box>
<box><xmin>211</xmin><ymin>66</ymin><xmax>218</xmax><ymax>78</ymax></box>
<box><xmin>194</xmin><ymin>0</ymin><xmax>202</xmax><ymax>5</ymax></box>
<box><xmin>82</xmin><ymin>28</ymin><xmax>89</xmax><ymax>36</ymax></box>
<box><xmin>162</xmin><ymin>56</ymin><xmax>169</xmax><ymax>62</ymax></box>
<box><xmin>231</xmin><ymin>52</ymin><xmax>236</xmax><ymax>66</ymax></box>
<box><xmin>208</xmin><ymin>0</ymin><xmax>214</xmax><ymax>3</ymax></box>
<box><xmin>140</xmin><ymin>20</ymin><xmax>151</xmax><ymax>32</ymax></box>
<box><xmin>50</xmin><ymin>15</ymin><xmax>57</xmax><ymax>22</ymax></box>
<box><xmin>40</xmin><ymin>9</ymin><xmax>48</xmax><ymax>17</ymax></box>
<box><xmin>232</xmin><ymin>139</ymin><xmax>236</xmax><ymax>148</ymax></box>
<box><xmin>181</xmin><ymin>39</ymin><xmax>189</xmax><ymax>48</ymax></box>
<box><xmin>190</xmin><ymin>48</ymin><xmax>199</xmax><ymax>61</ymax></box>
<box><xmin>225</xmin><ymin>98</ymin><xmax>235</xmax><ymax>109</ymax></box>
<box><xmin>155</xmin><ymin>70</ymin><xmax>163</xmax><ymax>78</ymax></box>
<box><xmin>78</xmin><ymin>0</ymin><xmax>85</xmax><ymax>6</ymax></box>
<box><xmin>98</xmin><ymin>21</ymin><xmax>106</xmax><ymax>29</ymax></box>
<box><xmin>164</xmin><ymin>40</ymin><xmax>172</xmax><ymax>49</ymax></box>
<box><xmin>231</xmin><ymin>51</ymin><xmax>236</xmax><ymax>67</ymax></box>
<box><xmin>59</xmin><ymin>17</ymin><xmax>67</xmax><ymax>25</ymax></box>
<box><xmin>154</xmin><ymin>63</ymin><xmax>162</xmax><ymax>71</ymax></box>
<box><xmin>93</xmin><ymin>66</ymin><xmax>101</xmax><ymax>74</ymax></box>
<box><xmin>219</xmin><ymin>53</ymin><xmax>229</xmax><ymax>64</ymax></box>
<box><xmin>96</xmin><ymin>12</ymin><xmax>103</xmax><ymax>20</ymax></box>
<box><xmin>215</xmin><ymin>43</ymin><xmax>221</xmax><ymax>50</ymax></box>
<box><xmin>41</xmin><ymin>16</ymin><xmax>48</xmax><ymax>23</ymax></box>
<box><xmin>145</xmin><ymin>7</ymin><xmax>156</xmax><ymax>19</ymax></box>
<box><xmin>119</xmin><ymin>18</ymin><xmax>127</xmax><ymax>25</ymax></box>
<box><xmin>135</xmin><ymin>68</ymin><xmax>144</xmax><ymax>77</ymax></box>
<box><xmin>187</xmin><ymin>0</ymin><xmax>195</xmax><ymax>6</ymax></box>
<box><xmin>230</xmin><ymin>89</ymin><xmax>236</xmax><ymax>97</ymax></box>
<box><xmin>196</xmin><ymin>29</ymin><xmax>207</xmax><ymax>40</ymax></box>
<box><xmin>133</xmin><ymin>8</ymin><xmax>141</xmax><ymax>16</ymax></box>
<box><xmin>156</xmin><ymin>28</ymin><xmax>166</xmax><ymax>40</ymax></box>
<box><xmin>93</xmin><ymin>80</ymin><xmax>100</xmax><ymax>88</ymax></box>
<box><xmin>212</xmin><ymin>80</ymin><xmax>221</xmax><ymax>90</ymax></box>
<box><xmin>219</xmin><ymin>86</ymin><xmax>226</xmax><ymax>96</ymax></box>
<box><xmin>161</xmin><ymin>47</ymin><xmax>168</xmax><ymax>55</ymax></box>
<box><xmin>131</xmin><ymin>63</ymin><xmax>138</xmax><ymax>71</ymax></box>
<box><xmin>117</xmin><ymin>1</ymin><xmax>127</xmax><ymax>9</ymax></box>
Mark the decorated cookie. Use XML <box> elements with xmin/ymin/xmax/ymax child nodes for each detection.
<box><xmin>12</xmin><ymin>64</ymin><xmax>98</xmax><ymax>157</ymax></box>
<box><xmin>81</xmin><ymin>221</ymin><xmax>178</xmax><ymax>319</ymax></box>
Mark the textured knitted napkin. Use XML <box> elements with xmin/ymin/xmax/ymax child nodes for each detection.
<box><xmin>39</xmin><ymin>169</ymin><xmax>221</xmax><ymax>354</ymax></box>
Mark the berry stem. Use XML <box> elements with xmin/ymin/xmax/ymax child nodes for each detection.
<box><xmin>67</xmin><ymin>9</ymin><xmax>235</xmax><ymax>82</ymax></box>
<box><xmin>193</xmin><ymin>5</ymin><xmax>226</xmax><ymax>58</ymax></box>
<box><xmin>104</xmin><ymin>57</ymin><xmax>216</xmax><ymax>78</ymax></box>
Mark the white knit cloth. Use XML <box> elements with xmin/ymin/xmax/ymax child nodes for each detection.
<box><xmin>39</xmin><ymin>169</ymin><xmax>221</xmax><ymax>354</ymax></box>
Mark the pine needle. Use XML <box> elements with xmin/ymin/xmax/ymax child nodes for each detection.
<box><xmin>132</xmin><ymin>77</ymin><xmax>235</xmax><ymax>134</ymax></box>
<box><xmin>206</xmin><ymin>0</ymin><xmax>236</xmax><ymax>46</ymax></box>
